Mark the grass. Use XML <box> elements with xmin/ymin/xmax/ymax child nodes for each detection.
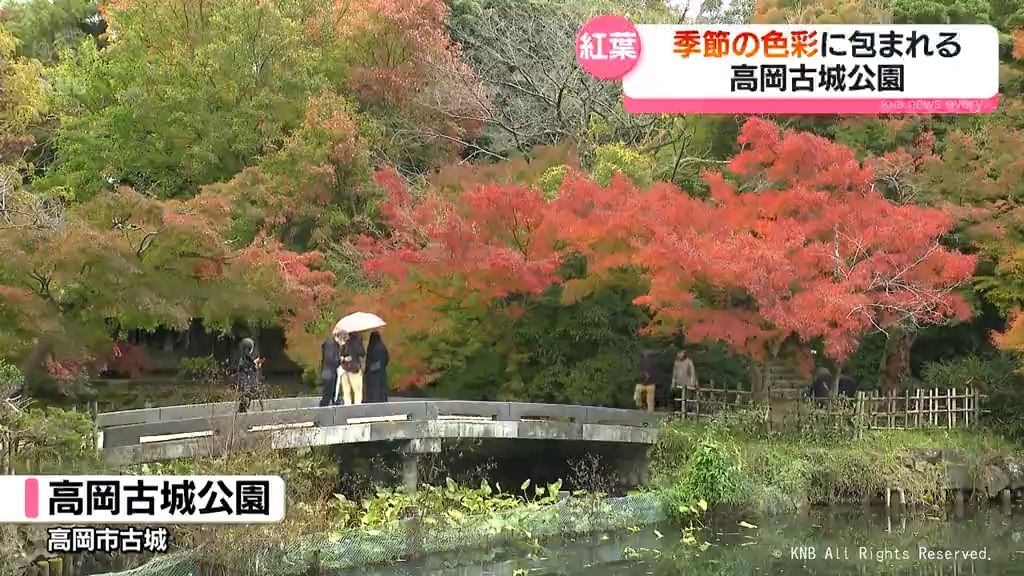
<box><xmin>650</xmin><ymin>413</ymin><xmax>1024</xmax><ymax>517</ymax></box>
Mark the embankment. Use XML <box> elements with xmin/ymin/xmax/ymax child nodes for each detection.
<box><xmin>651</xmin><ymin>417</ymin><xmax>1024</xmax><ymax>516</ymax></box>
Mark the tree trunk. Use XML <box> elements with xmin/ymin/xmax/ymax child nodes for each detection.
<box><xmin>751</xmin><ymin>360</ymin><xmax>767</xmax><ymax>402</ymax></box>
<box><xmin>880</xmin><ymin>327</ymin><xmax>915</xmax><ymax>396</ymax></box>
<box><xmin>186</xmin><ymin>319</ymin><xmax>204</xmax><ymax>357</ymax></box>
<box><xmin>17</xmin><ymin>336</ymin><xmax>53</xmax><ymax>393</ymax></box>
<box><xmin>830</xmin><ymin>363</ymin><xmax>844</xmax><ymax>396</ymax></box>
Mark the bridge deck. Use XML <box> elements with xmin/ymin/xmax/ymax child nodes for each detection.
<box><xmin>96</xmin><ymin>400</ymin><xmax>661</xmax><ymax>465</ymax></box>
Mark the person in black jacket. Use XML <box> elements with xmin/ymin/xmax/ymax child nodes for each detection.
<box><xmin>363</xmin><ymin>331</ymin><xmax>390</xmax><ymax>403</ymax></box>
<box><xmin>838</xmin><ymin>374</ymin><xmax>859</xmax><ymax>399</ymax></box>
<box><xmin>236</xmin><ymin>338</ymin><xmax>264</xmax><ymax>413</ymax></box>
<box><xmin>635</xmin><ymin>350</ymin><xmax>657</xmax><ymax>414</ymax></box>
<box><xmin>319</xmin><ymin>329</ymin><xmax>344</xmax><ymax>407</ymax></box>
<box><xmin>806</xmin><ymin>367</ymin><xmax>832</xmax><ymax>407</ymax></box>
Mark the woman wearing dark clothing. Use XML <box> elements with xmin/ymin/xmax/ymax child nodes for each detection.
<box><xmin>236</xmin><ymin>338</ymin><xmax>264</xmax><ymax>413</ymax></box>
<box><xmin>319</xmin><ymin>330</ymin><xmax>344</xmax><ymax>407</ymax></box>
<box><xmin>838</xmin><ymin>375</ymin><xmax>859</xmax><ymax>399</ymax></box>
<box><xmin>806</xmin><ymin>367</ymin><xmax>832</xmax><ymax>406</ymax></box>
<box><xmin>363</xmin><ymin>331</ymin><xmax>390</xmax><ymax>403</ymax></box>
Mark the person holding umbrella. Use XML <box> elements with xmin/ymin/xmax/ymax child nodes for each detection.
<box><xmin>333</xmin><ymin>313</ymin><xmax>387</xmax><ymax>406</ymax></box>
<box><xmin>339</xmin><ymin>330</ymin><xmax>365</xmax><ymax>405</ymax></box>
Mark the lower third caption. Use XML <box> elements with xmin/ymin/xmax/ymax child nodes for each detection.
<box><xmin>47</xmin><ymin>526</ymin><xmax>171</xmax><ymax>554</ymax></box>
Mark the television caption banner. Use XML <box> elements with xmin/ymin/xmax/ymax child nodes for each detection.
<box><xmin>0</xmin><ymin>476</ymin><xmax>286</xmax><ymax>523</ymax></box>
<box><xmin>575</xmin><ymin>19</ymin><xmax>1000</xmax><ymax>114</ymax></box>
<box><xmin>47</xmin><ymin>526</ymin><xmax>172</xmax><ymax>554</ymax></box>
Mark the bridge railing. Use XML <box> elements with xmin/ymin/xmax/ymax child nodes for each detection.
<box><xmin>95</xmin><ymin>396</ymin><xmax>324</xmax><ymax>427</ymax></box>
<box><xmin>95</xmin><ymin>396</ymin><xmax>441</xmax><ymax>427</ymax></box>
<box><xmin>97</xmin><ymin>401</ymin><xmax>659</xmax><ymax>452</ymax></box>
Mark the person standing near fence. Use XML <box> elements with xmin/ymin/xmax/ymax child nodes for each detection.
<box><xmin>635</xmin><ymin>350</ymin><xmax>657</xmax><ymax>414</ymax></box>
<box><xmin>806</xmin><ymin>367</ymin><xmax>832</xmax><ymax>407</ymax></box>
<box><xmin>838</xmin><ymin>374</ymin><xmax>859</xmax><ymax>399</ymax></box>
<box><xmin>672</xmin><ymin>350</ymin><xmax>697</xmax><ymax>392</ymax></box>
<box><xmin>672</xmin><ymin>349</ymin><xmax>697</xmax><ymax>414</ymax></box>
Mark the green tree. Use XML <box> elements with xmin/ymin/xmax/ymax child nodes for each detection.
<box><xmin>2</xmin><ymin>0</ymin><xmax>101</xmax><ymax>63</ymax></box>
<box><xmin>0</xmin><ymin>24</ymin><xmax>47</xmax><ymax>166</ymax></box>
<box><xmin>41</xmin><ymin>0</ymin><xmax>343</xmax><ymax>200</ymax></box>
<box><xmin>0</xmin><ymin>185</ymin><xmax>335</xmax><ymax>391</ymax></box>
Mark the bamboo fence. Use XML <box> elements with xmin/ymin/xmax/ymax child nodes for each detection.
<box><xmin>855</xmin><ymin>387</ymin><xmax>984</xmax><ymax>430</ymax></box>
<box><xmin>676</xmin><ymin>384</ymin><xmax>986</xmax><ymax>431</ymax></box>
<box><xmin>676</xmin><ymin>381</ymin><xmax>753</xmax><ymax>419</ymax></box>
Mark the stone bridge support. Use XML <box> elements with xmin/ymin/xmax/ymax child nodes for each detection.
<box><xmin>611</xmin><ymin>445</ymin><xmax>652</xmax><ymax>487</ymax></box>
<box><xmin>399</xmin><ymin>438</ymin><xmax>442</xmax><ymax>492</ymax></box>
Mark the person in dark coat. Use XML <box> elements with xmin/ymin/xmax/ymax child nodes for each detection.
<box><xmin>838</xmin><ymin>375</ymin><xmax>859</xmax><ymax>399</ymax></box>
<box><xmin>319</xmin><ymin>329</ymin><xmax>344</xmax><ymax>407</ymax></box>
<box><xmin>236</xmin><ymin>338</ymin><xmax>264</xmax><ymax>413</ymax></box>
<box><xmin>363</xmin><ymin>331</ymin><xmax>390</xmax><ymax>403</ymax></box>
<box><xmin>635</xmin><ymin>350</ymin><xmax>658</xmax><ymax>414</ymax></box>
<box><xmin>806</xmin><ymin>367</ymin><xmax>832</xmax><ymax>407</ymax></box>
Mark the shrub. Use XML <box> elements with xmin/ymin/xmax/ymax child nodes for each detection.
<box><xmin>653</xmin><ymin>424</ymin><xmax>743</xmax><ymax>521</ymax></box>
<box><xmin>0</xmin><ymin>360</ymin><xmax>23</xmax><ymax>396</ymax></box>
<box><xmin>651</xmin><ymin>419</ymin><xmax>984</xmax><ymax>516</ymax></box>
<box><xmin>921</xmin><ymin>353</ymin><xmax>1018</xmax><ymax>391</ymax></box>
<box><xmin>302</xmin><ymin>365</ymin><xmax>320</xmax><ymax>390</ymax></box>
<box><xmin>2</xmin><ymin>408</ymin><xmax>104</xmax><ymax>475</ymax></box>
<box><xmin>685</xmin><ymin>342</ymin><xmax>756</xmax><ymax>390</ymax></box>
<box><xmin>922</xmin><ymin>352</ymin><xmax>1024</xmax><ymax>442</ymax></box>
<box><xmin>177</xmin><ymin>356</ymin><xmax>224</xmax><ymax>384</ymax></box>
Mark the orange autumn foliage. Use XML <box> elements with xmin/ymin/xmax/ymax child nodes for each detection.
<box><xmin>559</xmin><ymin>119</ymin><xmax>974</xmax><ymax>361</ymax></box>
<box><xmin>1014</xmin><ymin>29</ymin><xmax>1024</xmax><ymax>60</ymax></box>
<box><xmin>358</xmin><ymin>119</ymin><xmax>975</xmax><ymax>387</ymax></box>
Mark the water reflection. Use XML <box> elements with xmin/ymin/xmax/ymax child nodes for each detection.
<box><xmin>346</xmin><ymin>507</ymin><xmax>1024</xmax><ymax>576</ymax></box>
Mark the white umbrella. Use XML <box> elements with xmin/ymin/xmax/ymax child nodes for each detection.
<box><xmin>334</xmin><ymin>312</ymin><xmax>386</xmax><ymax>334</ymax></box>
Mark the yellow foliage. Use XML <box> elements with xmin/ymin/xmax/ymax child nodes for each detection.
<box><xmin>0</xmin><ymin>26</ymin><xmax>48</xmax><ymax>140</ymax></box>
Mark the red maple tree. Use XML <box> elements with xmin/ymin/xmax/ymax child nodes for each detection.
<box><xmin>353</xmin><ymin>165</ymin><xmax>562</xmax><ymax>387</ymax></box>
<box><xmin>556</xmin><ymin>119</ymin><xmax>974</xmax><ymax>394</ymax></box>
<box><xmin>359</xmin><ymin>120</ymin><xmax>974</xmax><ymax>395</ymax></box>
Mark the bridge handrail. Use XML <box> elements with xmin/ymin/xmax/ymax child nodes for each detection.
<box><xmin>95</xmin><ymin>396</ymin><xmax>443</xmax><ymax>427</ymax></box>
<box><xmin>97</xmin><ymin>401</ymin><xmax>658</xmax><ymax>450</ymax></box>
<box><xmin>96</xmin><ymin>396</ymin><xmax>323</xmax><ymax>427</ymax></box>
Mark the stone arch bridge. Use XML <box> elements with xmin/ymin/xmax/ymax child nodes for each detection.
<box><xmin>96</xmin><ymin>398</ymin><xmax>662</xmax><ymax>489</ymax></box>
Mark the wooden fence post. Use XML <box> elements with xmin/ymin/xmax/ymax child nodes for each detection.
<box><xmin>946</xmin><ymin>388</ymin><xmax>953</xmax><ymax>429</ymax></box>
<box><xmin>915</xmin><ymin>389</ymin><xmax>922</xmax><ymax>428</ymax></box>
<box><xmin>975</xmin><ymin>389</ymin><xmax>982</xmax><ymax>426</ymax></box>
<box><xmin>903</xmin><ymin>389</ymin><xmax>910</xmax><ymax>429</ymax></box>
<box><xmin>887</xmin><ymin>393</ymin><xmax>893</xmax><ymax>429</ymax></box>
<box><xmin>694</xmin><ymin>385</ymin><xmax>700</xmax><ymax>420</ymax></box>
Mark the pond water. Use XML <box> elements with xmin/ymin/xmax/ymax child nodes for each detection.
<box><xmin>344</xmin><ymin>507</ymin><xmax>1024</xmax><ymax>576</ymax></box>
